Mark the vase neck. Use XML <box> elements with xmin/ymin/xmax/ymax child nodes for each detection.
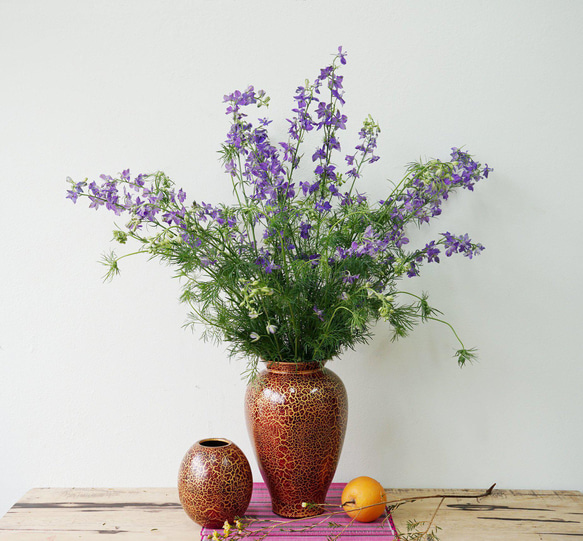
<box><xmin>265</xmin><ymin>361</ymin><xmax>326</xmax><ymax>374</ymax></box>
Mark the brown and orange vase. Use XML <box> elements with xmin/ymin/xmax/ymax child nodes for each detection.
<box><xmin>178</xmin><ymin>438</ymin><xmax>253</xmax><ymax>528</ymax></box>
<box><xmin>245</xmin><ymin>361</ymin><xmax>348</xmax><ymax>518</ymax></box>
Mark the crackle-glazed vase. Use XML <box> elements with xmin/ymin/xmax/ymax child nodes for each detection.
<box><xmin>178</xmin><ymin>438</ymin><xmax>253</xmax><ymax>528</ymax></box>
<box><xmin>245</xmin><ymin>361</ymin><xmax>348</xmax><ymax>518</ymax></box>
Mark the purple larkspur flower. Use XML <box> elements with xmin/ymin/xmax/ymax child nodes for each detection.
<box><xmin>315</xmin><ymin>199</ymin><xmax>332</xmax><ymax>213</ymax></box>
<box><xmin>300</xmin><ymin>222</ymin><xmax>312</xmax><ymax>240</ymax></box>
<box><xmin>66</xmin><ymin>189</ymin><xmax>80</xmax><ymax>203</ymax></box>
<box><xmin>314</xmin><ymin>164</ymin><xmax>336</xmax><ymax>181</ymax></box>
<box><xmin>425</xmin><ymin>241</ymin><xmax>440</xmax><ymax>263</ymax></box>
<box><xmin>312</xmin><ymin>147</ymin><xmax>326</xmax><ymax>162</ymax></box>
<box><xmin>223</xmin><ymin>85</ymin><xmax>262</xmax><ymax>116</ymax></box>
<box><xmin>300</xmin><ymin>180</ymin><xmax>320</xmax><ymax>196</ymax></box>
<box><xmin>308</xmin><ymin>254</ymin><xmax>321</xmax><ymax>267</ymax></box>
<box><xmin>326</xmin><ymin>136</ymin><xmax>341</xmax><ymax>151</ymax></box>
<box><xmin>200</xmin><ymin>257</ymin><xmax>217</xmax><ymax>267</ymax></box>
<box><xmin>342</xmin><ymin>273</ymin><xmax>360</xmax><ymax>285</ymax></box>
<box><xmin>66</xmin><ymin>180</ymin><xmax>86</xmax><ymax>203</ymax></box>
<box><xmin>313</xmin><ymin>305</ymin><xmax>324</xmax><ymax>321</ymax></box>
<box><xmin>333</xmin><ymin>112</ymin><xmax>347</xmax><ymax>130</ymax></box>
<box><xmin>442</xmin><ymin>232</ymin><xmax>485</xmax><ymax>259</ymax></box>
<box><xmin>134</xmin><ymin>173</ymin><xmax>146</xmax><ymax>188</ymax></box>
<box><xmin>346</xmin><ymin>168</ymin><xmax>359</xmax><ymax>180</ymax></box>
<box><xmin>254</xmin><ymin>253</ymin><xmax>281</xmax><ymax>274</ymax></box>
<box><xmin>407</xmin><ymin>261</ymin><xmax>419</xmax><ymax>278</ymax></box>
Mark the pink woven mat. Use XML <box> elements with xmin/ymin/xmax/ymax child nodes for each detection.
<box><xmin>201</xmin><ymin>482</ymin><xmax>397</xmax><ymax>539</ymax></box>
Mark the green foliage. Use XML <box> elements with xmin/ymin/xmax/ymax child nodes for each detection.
<box><xmin>68</xmin><ymin>50</ymin><xmax>490</xmax><ymax>377</ymax></box>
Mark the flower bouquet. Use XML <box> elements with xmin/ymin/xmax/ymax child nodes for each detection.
<box><xmin>67</xmin><ymin>47</ymin><xmax>490</xmax><ymax>379</ymax></box>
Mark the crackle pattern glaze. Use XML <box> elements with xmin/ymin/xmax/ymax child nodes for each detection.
<box><xmin>178</xmin><ymin>438</ymin><xmax>252</xmax><ymax>528</ymax></box>
<box><xmin>245</xmin><ymin>362</ymin><xmax>348</xmax><ymax>518</ymax></box>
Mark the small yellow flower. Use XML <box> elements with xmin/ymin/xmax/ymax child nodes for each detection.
<box><xmin>235</xmin><ymin>520</ymin><xmax>243</xmax><ymax>531</ymax></box>
<box><xmin>222</xmin><ymin>521</ymin><xmax>231</xmax><ymax>536</ymax></box>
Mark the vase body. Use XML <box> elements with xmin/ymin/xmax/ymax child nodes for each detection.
<box><xmin>245</xmin><ymin>361</ymin><xmax>348</xmax><ymax>518</ymax></box>
<box><xmin>178</xmin><ymin>438</ymin><xmax>253</xmax><ymax>528</ymax></box>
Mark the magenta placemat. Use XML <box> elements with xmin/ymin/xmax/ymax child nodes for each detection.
<box><xmin>201</xmin><ymin>482</ymin><xmax>397</xmax><ymax>539</ymax></box>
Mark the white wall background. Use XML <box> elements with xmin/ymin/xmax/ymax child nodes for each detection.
<box><xmin>1</xmin><ymin>0</ymin><xmax>582</xmax><ymax>518</ymax></box>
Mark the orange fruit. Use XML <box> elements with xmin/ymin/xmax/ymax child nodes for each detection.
<box><xmin>341</xmin><ymin>476</ymin><xmax>387</xmax><ymax>522</ymax></box>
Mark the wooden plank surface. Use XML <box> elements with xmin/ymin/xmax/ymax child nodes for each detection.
<box><xmin>0</xmin><ymin>488</ymin><xmax>199</xmax><ymax>541</ymax></box>
<box><xmin>0</xmin><ymin>487</ymin><xmax>582</xmax><ymax>540</ymax></box>
<box><xmin>388</xmin><ymin>489</ymin><xmax>583</xmax><ymax>540</ymax></box>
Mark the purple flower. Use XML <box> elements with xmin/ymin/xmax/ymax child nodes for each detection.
<box><xmin>332</xmin><ymin>112</ymin><xmax>347</xmax><ymax>130</ymax></box>
<box><xmin>346</xmin><ymin>168</ymin><xmax>359</xmax><ymax>180</ymax></box>
<box><xmin>66</xmin><ymin>180</ymin><xmax>86</xmax><ymax>203</ymax></box>
<box><xmin>256</xmin><ymin>255</ymin><xmax>281</xmax><ymax>274</ymax></box>
<box><xmin>425</xmin><ymin>241</ymin><xmax>441</xmax><ymax>263</ymax></box>
<box><xmin>442</xmin><ymin>232</ymin><xmax>485</xmax><ymax>259</ymax></box>
<box><xmin>66</xmin><ymin>189</ymin><xmax>79</xmax><ymax>203</ymax></box>
<box><xmin>313</xmin><ymin>305</ymin><xmax>325</xmax><ymax>321</ymax></box>
<box><xmin>308</xmin><ymin>254</ymin><xmax>321</xmax><ymax>267</ymax></box>
<box><xmin>342</xmin><ymin>273</ymin><xmax>360</xmax><ymax>285</ymax></box>
<box><xmin>200</xmin><ymin>257</ymin><xmax>217</xmax><ymax>267</ymax></box>
<box><xmin>315</xmin><ymin>199</ymin><xmax>332</xmax><ymax>213</ymax></box>
<box><xmin>300</xmin><ymin>180</ymin><xmax>320</xmax><ymax>196</ymax></box>
<box><xmin>407</xmin><ymin>262</ymin><xmax>419</xmax><ymax>278</ymax></box>
<box><xmin>300</xmin><ymin>222</ymin><xmax>312</xmax><ymax>240</ymax></box>
<box><xmin>312</xmin><ymin>147</ymin><xmax>326</xmax><ymax>162</ymax></box>
<box><xmin>326</xmin><ymin>136</ymin><xmax>341</xmax><ymax>151</ymax></box>
<box><xmin>314</xmin><ymin>164</ymin><xmax>337</xmax><ymax>181</ymax></box>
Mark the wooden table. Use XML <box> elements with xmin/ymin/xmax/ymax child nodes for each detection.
<box><xmin>0</xmin><ymin>487</ymin><xmax>581</xmax><ymax>540</ymax></box>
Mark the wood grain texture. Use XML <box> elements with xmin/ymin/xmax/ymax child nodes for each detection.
<box><xmin>388</xmin><ymin>489</ymin><xmax>583</xmax><ymax>540</ymax></box>
<box><xmin>0</xmin><ymin>488</ymin><xmax>200</xmax><ymax>540</ymax></box>
<box><xmin>0</xmin><ymin>487</ymin><xmax>582</xmax><ymax>540</ymax></box>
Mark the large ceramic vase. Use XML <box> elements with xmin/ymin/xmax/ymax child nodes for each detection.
<box><xmin>245</xmin><ymin>361</ymin><xmax>348</xmax><ymax>518</ymax></box>
<box><xmin>178</xmin><ymin>438</ymin><xmax>253</xmax><ymax>528</ymax></box>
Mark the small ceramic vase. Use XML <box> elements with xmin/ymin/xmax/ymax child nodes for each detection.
<box><xmin>178</xmin><ymin>438</ymin><xmax>253</xmax><ymax>528</ymax></box>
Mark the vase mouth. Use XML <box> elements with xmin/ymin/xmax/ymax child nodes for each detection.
<box><xmin>197</xmin><ymin>438</ymin><xmax>231</xmax><ymax>448</ymax></box>
<box><xmin>265</xmin><ymin>360</ymin><xmax>327</xmax><ymax>373</ymax></box>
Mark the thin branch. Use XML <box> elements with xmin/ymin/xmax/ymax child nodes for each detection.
<box><xmin>385</xmin><ymin>483</ymin><xmax>496</xmax><ymax>506</ymax></box>
<box><xmin>419</xmin><ymin>497</ymin><xmax>444</xmax><ymax>540</ymax></box>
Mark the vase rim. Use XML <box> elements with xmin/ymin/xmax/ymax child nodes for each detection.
<box><xmin>264</xmin><ymin>360</ymin><xmax>327</xmax><ymax>373</ymax></box>
<box><xmin>197</xmin><ymin>438</ymin><xmax>232</xmax><ymax>448</ymax></box>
